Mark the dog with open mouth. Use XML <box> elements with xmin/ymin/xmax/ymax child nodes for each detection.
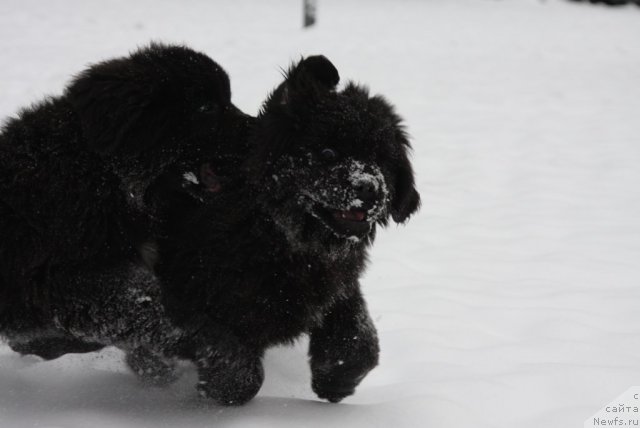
<box><xmin>0</xmin><ymin>46</ymin><xmax>419</xmax><ymax>405</ymax></box>
<box><xmin>154</xmin><ymin>55</ymin><xmax>421</xmax><ymax>404</ymax></box>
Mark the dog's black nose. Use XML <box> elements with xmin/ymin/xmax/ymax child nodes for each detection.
<box><xmin>355</xmin><ymin>181</ymin><xmax>377</xmax><ymax>204</ymax></box>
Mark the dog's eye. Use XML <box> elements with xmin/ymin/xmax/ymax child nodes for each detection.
<box><xmin>197</xmin><ymin>103</ymin><xmax>216</xmax><ymax>113</ymax></box>
<box><xmin>320</xmin><ymin>148</ymin><xmax>337</xmax><ymax>161</ymax></box>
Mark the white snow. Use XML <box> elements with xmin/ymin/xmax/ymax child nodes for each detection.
<box><xmin>1</xmin><ymin>0</ymin><xmax>640</xmax><ymax>427</ymax></box>
<box><xmin>183</xmin><ymin>172</ymin><xmax>199</xmax><ymax>185</ymax></box>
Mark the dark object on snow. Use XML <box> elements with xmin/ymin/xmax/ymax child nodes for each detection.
<box><xmin>0</xmin><ymin>44</ymin><xmax>420</xmax><ymax>405</ymax></box>
<box><xmin>304</xmin><ymin>0</ymin><xmax>317</xmax><ymax>28</ymax></box>
<box><xmin>567</xmin><ymin>0</ymin><xmax>640</xmax><ymax>7</ymax></box>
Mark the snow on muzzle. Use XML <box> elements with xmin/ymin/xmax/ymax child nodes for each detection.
<box><xmin>305</xmin><ymin>159</ymin><xmax>388</xmax><ymax>236</ymax></box>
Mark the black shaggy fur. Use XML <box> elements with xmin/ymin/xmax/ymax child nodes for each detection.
<box><xmin>0</xmin><ymin>44</ymin><xmax>420</xmax><ymax>405</ymax></box>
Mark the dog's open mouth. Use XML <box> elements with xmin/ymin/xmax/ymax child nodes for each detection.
<box><xmin>331</xmin><ymin>209</ymin><xmax>366</xmax><ymax>222</ymax></box>
<box><xmin>315</xmin><ymin>206</ymin><xmax>371</xmax><ymax>237</ymax></box>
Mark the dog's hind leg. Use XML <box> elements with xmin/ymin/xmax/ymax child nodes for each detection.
<box><xmin>49</xmin><ymin>263</ymin><xmax>183</xmax><ymax>384</ymax></box>
<box><xmin>8</xmin><ymin>332</ymin><xmax>104</xmax><ymax>360</ymax></box>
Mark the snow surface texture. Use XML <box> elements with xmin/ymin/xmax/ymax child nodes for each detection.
<box><xmin>1</xmin><ymin>0</ymin><xmax>639</xmax><ymax>427</ymax></box>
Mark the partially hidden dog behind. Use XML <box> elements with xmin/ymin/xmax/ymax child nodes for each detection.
<box><xmin>0</xmin><ymin>44</ymin><xmax>420</xmax><ymax>405</ymax></box>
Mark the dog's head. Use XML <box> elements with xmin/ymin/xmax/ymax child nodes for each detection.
<box><xmin>66</xmin><ymin>43</ymin><xmax>252</xmax><ymax>210</ymax></box>
<box><xmin>247</xmin><ymin>56</ymin><xmax>420</xmax><ymax>252</ymax></box>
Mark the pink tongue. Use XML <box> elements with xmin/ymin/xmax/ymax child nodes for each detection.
<box><xmin>339</xmin><ymin>210</ymin><xmax>365</xmax><ymax>221</ymax></box>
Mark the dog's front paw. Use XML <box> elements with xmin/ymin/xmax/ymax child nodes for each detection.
<box><xmin>195</xmin><ymin>348</ymin><xmax>264</xmax><ymax>406</ymax></box>
<box><xmin>312</xmin><ymin>378</ymin><xmax>359</xmax><ymax>403</ymax></box>
<box><xmin>126</xmin><ymin>347</ymin><xmax>178</xmax><ymax>387</ymax></box>
<box><xmin>311</xmin><ymin>356</ymin><xmax>378</xmax><ymax>403</ymax></box>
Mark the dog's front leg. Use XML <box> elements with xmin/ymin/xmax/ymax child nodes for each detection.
<box><xmin>308</xmin><ymin>289</ymin><xmax>380</xmax><ymax>403</ymax></box>
<box><xmin>188</xmin><ymin>325</ymin><xmax>264</xmax><ymax>406</ymax></box>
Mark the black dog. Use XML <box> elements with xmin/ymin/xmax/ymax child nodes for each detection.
<box><xmin>0</xmin><ymin>43</ymin><xmax>252</xmax><ymax>385</ymax></box>
<box><xmin>0</xmin><ymin>44</ymin><xmax>420</xmax><ymax>405</ymax></box>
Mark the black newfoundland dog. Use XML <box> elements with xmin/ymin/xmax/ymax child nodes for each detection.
<box><xmin>0</xmin><ymin>44</ymin><xmax>420</xmax><ymax>405</ymax></box>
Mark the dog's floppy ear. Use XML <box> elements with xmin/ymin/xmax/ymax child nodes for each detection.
<box><xmin>66</xmin><ymin>57</ymin><xmax>167</xmax><ymax>155</ymax></box>
<box><xmin>293</xmin><ymin>55</ymin><xmax>340</xmax><ymax>91</ymax></box>
<box><xmin>268</xmin><ymin>55</ymin><xmax>340</xmax><ymax>109</ymax></box>
<box><xmin>391</xmin><ymin>132</ymin><xmax>421</xmax><ymax>224</ymax></box>
<box><xmin>249</xmin><ymin>55</ymin><xmax>340</xmax><ymax>177</ymax></box>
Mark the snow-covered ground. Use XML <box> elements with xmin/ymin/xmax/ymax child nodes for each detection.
<box><xmin>1</xmin><ymin>0</ymin><xmax>639</xmax><ymax>427</ymax></box>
